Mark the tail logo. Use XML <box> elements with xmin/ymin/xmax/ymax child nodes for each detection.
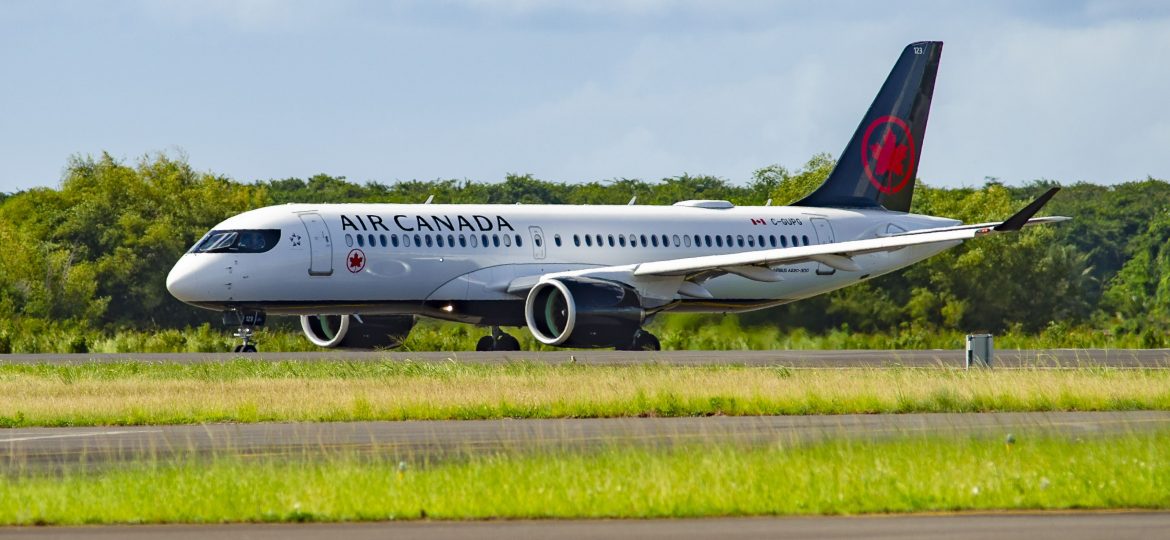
<box><xmin>861</xmin><ymin>115</ymin><xmax>915</xmax><ymax>194</ymax></box>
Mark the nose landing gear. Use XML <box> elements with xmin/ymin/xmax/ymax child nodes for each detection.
<box><xmin>475</xmin><ymin>326</ymin><xmax>522</xmax><ymax>352</ymax></box>
<box><xmin>224</xmin><ymin>310</ymin><xmax>266</xmax><ymax>353</ymax></box>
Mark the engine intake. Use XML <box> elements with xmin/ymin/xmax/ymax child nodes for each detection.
<box><xmin>525</xmin><ymin>278</ymin><xmax>644</xmax><ymax>348</ymax></box>
<box><xmin>300</xmin><ymin>314</ymin><xmax>415</xmax><ymax>349</ymax></box>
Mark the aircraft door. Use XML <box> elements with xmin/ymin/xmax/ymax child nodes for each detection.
<box><xmin>299</xmin><ymin>213</ymin><xmax>334</xmax><ymax>276</ymax></box>
<box><xmin>810</xmin><ymin>217</ymin><xmax>835</xmax><ymax>276</ymax></box>
<box><xmin>529</xmin><ymin>226</ymin><xmax>547</xmax><ymax>260</ymax></box>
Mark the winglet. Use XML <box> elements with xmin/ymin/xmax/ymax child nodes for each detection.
<box><xmin>993</xmin><ymin>187</ymin><xmax>1061</xmax><ymax>232</ymax></box>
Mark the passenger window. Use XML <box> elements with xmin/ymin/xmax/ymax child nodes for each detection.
<box><xmin>780</xmin><ymin>235</ymin><xmax>788</xmax><ymax>247</ymax></box>
<box><xmin>704</xmin><ymin>235</ymin><xmax>712</xmax><ymax>247</ymax></box>
<box><xmin>415</xmin><ymin>234</ymin><xmax>422</xmax><ymax>247</ymax></box>
<box><xmin>391</xmin><ymin>235</ymin><xmax>400</xmax><ymax>248</ymax></box>
<box><xmin>345</xmin><ymin>234</ymin><xmax>354</xmax><ymax>248</ymax></box>
<box><xmin>574</xmin><ymin>234</ymin><xmax>581</xmax><ymax>247</ymax></box>
<box><xmin>585</xmin><ymin>235</ymin><xmax>593</xmax><ymax>247</ymax></box>
<box><xmin>402</xmin><ymin>235</ymin><xmax>411</xmax><ymax>248</ymax></box>
<box><xmin>769</xmin><ymin>235</ymin><xmax>777</xmax><ymax>248</ymax></box>
<box><xmin>554</xmin><ymin>234</ymin><xmax>562</xmax><ymax>247</ymax></box>
<box><xmin>482</xmin><ymin>234</ymin><xmax>489</xmax><ymax>247</ymax></box>
<box><xmin>715</xmin><ymin>236</ymin><xmax>723</xmax><ymax>247</ymax></box>
<box><xmin>448</xmin><ymin>234</ymin><xmax>455</xmax><ymax>247</ymax></box>
<box><xmin>459</xmin><ymin>235</ymin><xmax>467</xmax><ymax>248</ymax></box>
<box><xmin>379</xmin><ymin>234</ymin><xmax>387</xmax><ymax>247</ymax></box>
<box><xmin>725</xmin><ymin>235</ymin><xmax>733</xmax><ymax>247</ymax></box>
<box><xmin>803</xmin><ymin>235</ymin><xmax>810</xmax><ymax>246</ymax></box>
<box><xmin>595</xmin><ymin>234</ymin><xmax>603</xmax><ymax>246</ymax></box>
<box><xmin>684</xmin><ymin>235</ymin><xmax>692</xmax><ymax>247</ymax></box>
<box><xmin>629</xmin><ymin>234</ymin><xmax>637</xmax><ymax>247</ymax></box>
<box><xmin>672</xmin><ymin>235</ymin><xmax>680</xmax><ymax>247</ymax></box>
<box><xmin>368</xmin><ymin>234</ymin><xmax>375</xmax><ymax>247</ymax></box>
<box><xmin>437</xmin><ymin>235</ymin><xmax>444</xmax><ymax>248</ymax></box>
<box><xmin>651</xmin><ymin>235</ymin><xmax>659</xmax><ymax>247</ymax></box>
<box><xmin>357</xmin><ymin>234</ymin><xmax>365</xmax><ymax>247</ymax></box>
<box><xmin>515</xmin><ymin>235</ymin><xmax>522</xmax><ymax>247</ymax></box>
<box><xmin>640</xmin><ymin>234</ymin><xmax>648</xmax><ymax>247</ymax></box>
<box><xmin>758</xmin><ymin>235</ymin><xmax>765</xmax><ymax>247</ymax></box>
<box><xmin>534</xmin><ymin>235</ymin><xmax>541</xmax><ymax>247</ymax></box>
<box><xmin>661</xmin><ymin>234</ymin><xmax>669</xmax><ymax>247</ymax></box>
<box><xmin>471</xmin><ymin>234</ymin><xmax>479</xmax><ymax>248</ymax></box>
<box><xmin>608</xmin><ymin>234</ymin><xmax>615</xmax><ymax>247</ymax></box>
<box><xmin>747</xmin><ymin>235</ymin><xmax>755</xmax><ymax>247</ymax></box>
<box><xmin>790</xmin><ymin>235</ymin><xmax>798</xmax><ymax>247</ymax></box>
<box><xmin>736</xmin><ymin>235</ymin><xmax>744</xmax><ymax>247</ymax></box>
<box><xmin>619</xmin><ymin>235</ymin><xmax>627</xmax><ymax>247</ymax></box>
<box><xmin>493</xmin><ymin>234</ymin><xmax>501</xmax><ymax>247</ymax></box>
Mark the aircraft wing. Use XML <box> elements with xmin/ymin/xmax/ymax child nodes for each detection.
<box><xmin>525</xmin><ymin>188</ymin><xmax>1068</xmax><ymax>297</ymax></box>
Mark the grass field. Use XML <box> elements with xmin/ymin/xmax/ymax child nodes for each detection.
<box><xmin>3</xmin><ymin>434</ymin><xmax>1168</xmax><ymax>524</ymax></box>
<box><xmin>2</xmin><ymin>361</ymin><xmax>1168</xmax><ymax>426</ymax></box>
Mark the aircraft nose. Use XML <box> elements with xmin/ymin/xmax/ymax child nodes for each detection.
<box><xmin>166</xmin><ymin>254</ymin><xmax>211</xmax><ymax>303</ymax></box>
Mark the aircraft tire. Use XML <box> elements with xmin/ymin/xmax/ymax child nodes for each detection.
<box><xmin>628</xmin><ymin>331</ymin><xmax>660</xmax><ymax>351</ymax></box>
<box><xmin>496</xmin><ymin>334</ymin><xmax>521</xmax><ymax>351</ymax></box>
<box><xmin>475</xmin><ymin>336</ymin><xmax>495</xmax><ymax>352</ymax></box>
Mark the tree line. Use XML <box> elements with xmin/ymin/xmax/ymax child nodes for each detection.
<box><xmin>1</xmin><ymin>152</ymin><xmax>1167</xmax><ymax>344</ymax></box>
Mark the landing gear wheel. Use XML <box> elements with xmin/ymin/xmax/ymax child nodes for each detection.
<box><xmin>477</xmin><ymin>327</ymin><xmax>521</xmax><ymax>351</ymax></box>
<box><xmin>622</xmin><ymin>330</ymin><xmax>660</xmax><ymax>351</ymax></box>
<box><xmin>495</xmin><ymin>334</ymin><xmax>521</xmax><ymax>351</ymax></box>
<box><xmin>475</xmin><ymin>336</ymin><xmax>495</xmax><ymax>352</ymax></box>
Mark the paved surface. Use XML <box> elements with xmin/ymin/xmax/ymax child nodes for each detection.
<box><xmin>4</xmin><ymin>513</ymin><xmax>1169</xmax><ymax>539</ymax></box>
<box><xmin>4</xmin><ymin>348</ymin><xmax>1170</xmax><ymax>367</ymax></box>
<box><xmin>4</xmin><ymin>411</ymin><xmax>1168</xmax><ymax>470</ymax></box>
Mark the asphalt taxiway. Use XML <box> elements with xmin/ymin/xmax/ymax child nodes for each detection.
<box><xmin>4</xmin><ymin>512</ymin><xmax>1169</xmax><ymax>539</ymax></box>
<box><xmin>4</xmin><ymin>411</ymin><xmax>1168</xmax><ymax>470</ymax></box>
<box><xmin>3</xmin><ymin>348</ymin><xmax>1170</xmax><ymax>367</ymax></box>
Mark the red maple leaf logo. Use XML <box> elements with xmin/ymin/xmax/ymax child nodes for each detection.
<box><xmin>870</xmin><ymin>130</ymin><xmax>908</xmax><ymax>178</ymax></box>
<box><xmin>348</xmin><ymin>251</ymin><xmax>364</xmax><ymax>271</ymax></box>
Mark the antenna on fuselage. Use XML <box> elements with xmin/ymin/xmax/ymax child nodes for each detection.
<box><xmin>423</xmin><ymin>195</ymin><xmax>434</xmax><ymax>204</ymax></box>
<box><xmin>765</xmin><ymin>199</ymin><xmax>773</xmax><ymax>206</ymax></box>
<box><xmin>628</xmin><ymin>196</ymin><xmax>637</xmax><ymax>205</ymax></box>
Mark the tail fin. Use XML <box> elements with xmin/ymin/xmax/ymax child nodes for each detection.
<box><xmin>794</xmin><ymin>41</ymin><xmax>942</xmax><ymax>213</ymax></box>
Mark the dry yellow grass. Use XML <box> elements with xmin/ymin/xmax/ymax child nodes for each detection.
<box><xmin>1</xmin><ymin>362</ymin><xmax>1167</xmax><ymax>426</ymax></box>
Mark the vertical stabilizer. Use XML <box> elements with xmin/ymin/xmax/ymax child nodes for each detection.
<box><xmin>794</xmin><ymin>41</ymin><xmax>942</xmax><ymax>212</ymax></box>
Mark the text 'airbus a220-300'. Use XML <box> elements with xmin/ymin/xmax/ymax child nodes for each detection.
<box><xmin>166</xmin><ymin>41</ymin><xmax>1068</xmax><ymax>352</ymax></box>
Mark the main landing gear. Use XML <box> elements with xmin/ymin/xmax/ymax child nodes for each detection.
<box><xmin>224</xmin><ymin>310</ymin><xmax>266</xmax><ymax>353</ymax></box>
<box><xmin>476</xmin><ymin>326</ymin><xmax>521</xmax><ymax>352</ymax></box>
<box><xmin>618</xmin><ymin>329</ymin><xmax>661</xmax><ymax>351</ymax></box>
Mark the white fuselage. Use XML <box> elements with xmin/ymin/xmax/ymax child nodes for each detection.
<box><xmin>166</xmin><ymin>201</ymin><xmax>958</xmax><ymax>326</ymax></box>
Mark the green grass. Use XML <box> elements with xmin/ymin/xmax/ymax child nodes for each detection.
<box><xmin>3</xmin><ymin>434</ymin><xmax>1169</xmax><ymax>524</ymax></box>
<box><xmin>0</xmin><ymin>315</ymin><xmax>1158</xmax><ymax>354</ymax></box>
<box><xmin>2</xmin><ymin>361</ymin><xmax>1168</xmax><ymax>426</ymax></box>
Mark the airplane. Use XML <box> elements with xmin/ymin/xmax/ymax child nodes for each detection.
<box><xmin>166</xmin><ymin>41</ymin><xmax>1068</xmax><ymax>352</ymax></box>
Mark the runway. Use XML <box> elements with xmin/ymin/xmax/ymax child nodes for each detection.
<box><xmin>4</xmin><ymin>512</ymin><xmax>1169</xmax><ymax>540</ymax></box>
<box><xmin>5</xmin><ymin>411</ymin><xmax>1168</xmax><ymax>469</ymax></box>
<box><xmin>4</xmin><ymin>348</ymin><xmax>1170</xmax><ymax>367</ymax></box>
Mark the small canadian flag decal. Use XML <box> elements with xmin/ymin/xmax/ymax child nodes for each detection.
<box><xmin>750</xmin><ymin>218</ymin><xmax>766</xmax><ymax>225</ymax></box>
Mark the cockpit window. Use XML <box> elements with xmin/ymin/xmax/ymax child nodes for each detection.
<box><xmin>191</xmin><ymin>229</ymin><xmax>281</xmax><ymax>253</ymax></box>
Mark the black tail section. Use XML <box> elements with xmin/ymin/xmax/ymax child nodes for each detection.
<box><xmin>794</xmin><ymin>41</ymin><xmax>942</xmax><ymax>213</ymax></box>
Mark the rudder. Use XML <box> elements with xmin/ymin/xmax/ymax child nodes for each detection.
<box><xmin>794</xmin><ymin>41</ymin><xmax>942</xmax><ymax>213</ymax></box>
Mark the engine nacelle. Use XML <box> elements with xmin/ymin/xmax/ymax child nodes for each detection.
<box><xmin>299</xmin><ymin>315</ymin><xmax>415</xmax><ymax>349</ymax></box>
<box><xmin>525</xmin><ymin>277</ymin><xmax>644</xmax><ymax>348</ymax></box>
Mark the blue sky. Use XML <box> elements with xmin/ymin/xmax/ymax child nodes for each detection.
<box><xmin>2</xmin><ymin>0</ymin><xmax>1169</xmax><ymax>193</ymax></box>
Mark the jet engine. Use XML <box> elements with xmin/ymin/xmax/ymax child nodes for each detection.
<box><xmin>525</xmin><ymin>277</ymin><xmax>644</xmax><ymax>348</ymax></box>
<box><xmin>299</xmin><ymin>315</ymin><xmax>415</xmax><ymax>349</ymax></box>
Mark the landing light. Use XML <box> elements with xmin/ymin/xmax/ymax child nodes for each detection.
<box><xmin>441</xmin><ymin>304</ymin><xmax>455</xmax><ymax>313</ymax></box>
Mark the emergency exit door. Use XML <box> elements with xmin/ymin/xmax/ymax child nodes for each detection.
<box><xmin>810</xmin><ymin>217</ymin><xmax>835</xmax><ymax>275</ymax></box>
<box><xmin>529</xmin><ymin>226</ymin><xmax>547</xmax><ymax>260</ymax></box>
<box><xmin>299</xmin><ymin>213</ymin><xmax>333</xmax><ymax>276</ymax></box>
